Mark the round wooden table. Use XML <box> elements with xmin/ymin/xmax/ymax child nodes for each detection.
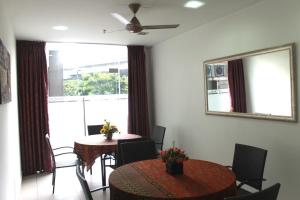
<box><xmin>73</xmin><ymin>133</ymin><xmax>141</xmax><ymax>187</ymax></box>
<box><xmin>74</xmin><ymin>133</ymin><xmax>141</xmax><ymax>168</ymax></box>
<box><xmin>109</xmin><ymin>159</ymin><xmax>236</xmax><ymax>200</ymax></box>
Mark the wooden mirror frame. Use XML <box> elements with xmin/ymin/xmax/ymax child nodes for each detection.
<box><xmin>203</xmin><ymin>43</ymin><xmax>296</xmax><ymax>122</ymax></box>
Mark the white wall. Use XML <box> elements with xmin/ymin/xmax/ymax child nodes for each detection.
<box><xmin>0</xmin><ymin>0</ymin><xmax>22</xmax><ymax>199</ymax></box>
<box><xmin>150</xmin><ymin>0</ymin><xmax>300</xmax><ymax>199</ymax></box>
<box><xmin>244</xmin><ymin>50</ymin><xmax>291</xmax><ymax>116</ymax></box>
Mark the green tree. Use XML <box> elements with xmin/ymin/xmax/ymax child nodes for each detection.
<box><xmin>64</xmin><ymin>80</ymin><xmax>81</xmax><ymax>96</ymax></box>
<box><xmin>63</xmin><ymin>72</ymin><xmax>128</xmax><ymax>96</ymax></box>
<box><xmin>120</xmin><ymin>75</ymin><xmax>128</xmax><ymax>94</ymax></box>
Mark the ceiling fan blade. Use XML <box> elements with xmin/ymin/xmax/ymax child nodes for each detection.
<box><xmin>111</xmin><ymin>13</ymin><xmax>129</xmax><ymax>25</ymax></box>
<box><xmin>102</xmin><ymin>28</ymin><xmax>126</xmax><ymax>34</ymax></box>
<box><xmin>142</xmin><ymin>24</ymin><xmax>179</xmax><ymax>30</ymax></box>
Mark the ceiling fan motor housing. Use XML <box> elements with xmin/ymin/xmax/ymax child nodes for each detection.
<box><xmin>126</xmin><ymin>16</ymin><xmax>143</xmax><ymax>33</ymax></box>
<box><xmin>126</xmin><ymin>23</ymin><xmax>143</xmax><ymax>33</ymax></box>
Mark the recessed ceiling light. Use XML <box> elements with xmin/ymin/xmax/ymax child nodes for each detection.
<box><xmin>184</xmin><ymin>1</ymin><xmax>205</xmax><ymax>9</ymax></box>
<box><xmin>52</xmin><ymin>26</ymin><xmax>68</xmax><ymax>31</ymax></box>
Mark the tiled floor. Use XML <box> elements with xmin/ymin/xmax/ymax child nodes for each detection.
<box><xmin>20</xmin><ymin>161</ymin><xmax>112</xmax><ymax>200</ymax></box>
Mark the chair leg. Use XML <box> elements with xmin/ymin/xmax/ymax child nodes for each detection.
<box><xmin>101</xmin><ymin>156</ymin><xmax>107</xmax><ymax>191</ymax></box>
<box><xmin>82</xmin><ymin>165</ymin><xmax>85</xmax><ymax>177</ymax></box>
<box><xmin>52</xmin><ymin>169</ymin><xmax>56</xmax><ymax>194</ymax></box>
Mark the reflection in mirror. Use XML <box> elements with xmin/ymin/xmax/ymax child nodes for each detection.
<box><xmin>204</xmin><ymin>43</ymin><xmax>296</xmax><ymax>121</ymax></box>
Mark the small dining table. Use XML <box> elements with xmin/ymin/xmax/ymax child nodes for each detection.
<box><xmin>73</xmin><ymin>133</ymin><xmax>141</xmax><ymax>188</ymax></box>
<box><xmin>109</xmin><ymin>159</ymin><xmax>237</xmax><ymax>200</ymax></box>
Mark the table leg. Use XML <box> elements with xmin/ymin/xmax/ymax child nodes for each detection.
<box><xmin>101</xmin><ymin>155</ymin><xmax>107</xmax><ymax>190</ymax></box>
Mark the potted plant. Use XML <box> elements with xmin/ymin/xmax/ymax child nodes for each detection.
<box><xmin>160</xmin><ymin>147</ymin><xmax>188</xmax><ymax>175</ymax></box>
<box><xmin>100</xmin><ymin>120</ymin><xmax>119</xmax><ymax>140</ymax></box>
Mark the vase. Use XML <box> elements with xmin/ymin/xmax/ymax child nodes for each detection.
<box><xmin>105</xmin><ymin>132</ymin><xmax>113</xmax><ymax>141</ymax></box>
<box><xmin>166</xmin><ymin>161</ymin><xmax>183</xmax><ymax>175</ymax></box>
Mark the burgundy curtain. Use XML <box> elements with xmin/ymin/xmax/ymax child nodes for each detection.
<box><xmin>127</xmin><ymin>46</ymin><xmax>150</xmax><ymax>137</ymax></box>
<box><xmin>17</xmin><ymin>41</ymin><xmax>51</xmax><ymax>175</ymax></box>
<box><xmin>228</xmin><ymin>59</ymin><xmax>247</xmax><ymax>113</ymax></box>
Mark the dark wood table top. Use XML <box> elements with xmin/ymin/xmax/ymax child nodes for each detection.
<box><xmin>73</xmin><ymin>133</ymin><xmax>141</xmax><ymax>169</ymax></box>
<box><xmin>109</xmin><ymin>159</ymin><xmax>237</xmax><ymax>200</ymax></box>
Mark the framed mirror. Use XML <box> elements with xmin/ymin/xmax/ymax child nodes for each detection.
<box><xmin>204</xmin><ymin>43</ymin><xmax>296</xmax><ymax>122</ymax></box>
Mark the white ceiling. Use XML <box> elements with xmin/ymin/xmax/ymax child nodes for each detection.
<box><xmin>4</xmin><ymin>0</ymin><xmax>264</xmax><ymax>46</ymax></box>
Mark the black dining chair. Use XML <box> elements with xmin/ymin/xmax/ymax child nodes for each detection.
<box><xmin>87</xmin><ymin>125</ymin><xmax>103</xmax><ymax>136</ymax></box>
<box><xmin>86</xmin><ymin>125</ymin><xmax>104</xmax><ymax>175</ymax></box>
<box><xmin>119</xmin><ymin>140</ymin><xmax>157</xmax><ymax>165</ymax></box>
<box><xmin>76</xmin><ymin>159</ymin><xmax>100</xmax><ymax>200</ymax></box>
<box><xmin>87</xmin><ymin>124</ymin><xmax>115</xmax><ymax>188</ymax></box>
<box><xmin>87</xmin><ymin>124</ymin><xmax>116</xmax><ymax>175</ymax></box>
<box><xmin>230</xmin><ymin>143</ymin><xmax>268</xmax><ymax>196</ymax></box>
<box><xmin>45</xmin><ymin>133</ymin><xmax>78</xmax><ymax>194</ymax></box>
<box><xmin>225</xmin><ymin>183</ymin><xmax>280</xmax><ymax>200</ymax></box>
<box><xmin>150</xmin><ymin>125</ymin><xmax>166</xmax><ymax>153</ymax></box>
<box><xmin>99</xmin><ymin>137</ymin><xmax>148</xmax><ymax>188</ymax></box>
<box><xmin>116</xmin><ymin>137</ymin><xmax>148</xmax><ymax>167</ymax></box>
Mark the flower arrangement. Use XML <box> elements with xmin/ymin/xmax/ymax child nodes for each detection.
<box><xmin>100</xmin><ymin>120</ymin><xmax>119</xmax><ymax>140</ymax></box>
<box><xmin>160</xmin><ymin>147</ymin><xmax>188</xmax><ymax>164</ymax></box>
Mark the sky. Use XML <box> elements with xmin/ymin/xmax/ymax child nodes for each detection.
<box><xmin>46</xmin><ymin>42</ymin><xmax>127</xmax><ymax>69</ymax></box>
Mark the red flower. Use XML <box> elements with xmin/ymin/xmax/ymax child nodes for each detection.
<box><xmin>160</xmin><ymin>147</ymin><xmax>188</xmax><ymax>163</ymax></box>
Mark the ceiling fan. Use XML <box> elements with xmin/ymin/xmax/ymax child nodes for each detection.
<box><xmin>111</xmin><ymin>3</ymin><xmax>179</xmax><ymax>35</ymax></box>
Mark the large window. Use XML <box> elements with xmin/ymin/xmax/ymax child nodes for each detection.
<box><xmin>46</xmin><ymin>43</ymin><xmax>128</xmax><ymax>146</ymax></box>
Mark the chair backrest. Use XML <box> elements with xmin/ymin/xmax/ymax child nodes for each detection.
<box><xmin>120</xmin><ymin>140</ymin><xmax>157</xmax><ymax>165</ymax></box>
<box><xmin>45</xmin><ymin>134</ymin><xmax>56</xmax><ymax>169</ymax></box>
<box><xmin>151</xmin><ymin>125</ymin><xmax>166</xmax><ymax>151</ymax></box>
<box><xmin>225</xmin><ymin>183</ymin><xmax>280</xmax><ymax>200</ymax></box>
<box><xmin>116</xmin><ymin>137</ymin><xmax>147</xmax><ymax>167</ymax></box>
<box><xmin>232</xmin><ymin>143</ymin><xmax>268</xmax><ymax>190</ymax></box>
<box><xmin>87</xmin><ymin>125</ymin><xmax>103</xmax><ymax>135</ymax></box>
<box><xmin>76</xmin><ymin>160</ymin><xmax>93</xmax><ymax>200</ymax></box>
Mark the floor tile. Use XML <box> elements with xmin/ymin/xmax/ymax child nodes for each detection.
<box><xmin>20</xmin><ymin>162</ymin><xmax>112</xmax><ymax>200</ymax></box>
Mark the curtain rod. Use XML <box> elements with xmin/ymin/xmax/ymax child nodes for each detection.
<box><xmin>45</xmin><ymin>41</ymin><xmax>150</xmax><ymax>47</ymax></box>
<box><xmin>17</xmin><ymin>39</ymin><xmax>149</xmax><ymax>47</ymax></box>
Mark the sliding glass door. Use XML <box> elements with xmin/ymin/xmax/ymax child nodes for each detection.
<box><xmin>46</xmin><ymin>43</ymin><xmax>128</xmax><ymax>147</ymax></box>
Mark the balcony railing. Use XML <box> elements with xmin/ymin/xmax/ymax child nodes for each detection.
<box><xmin>48</xmin><ymin>94</ymin><xmax>128</xmax><ymax>147</ymax></box>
